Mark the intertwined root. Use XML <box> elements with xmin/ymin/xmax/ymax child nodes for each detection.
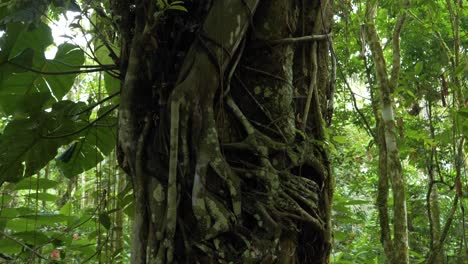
<box><xmin>151</xmin><ymin>70</ymin><xmax>326</xmax><ymax>262</ymax></box>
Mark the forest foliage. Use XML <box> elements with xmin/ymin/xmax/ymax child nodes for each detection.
<box><xmin>0</xmin><ymin>0</ymin><xmax>466</xmax><ymax>263</ymax></box>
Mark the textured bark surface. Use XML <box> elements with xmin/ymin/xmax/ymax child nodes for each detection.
<box><xmin>114</xmin><ymin>0</ymin><xmax>333</xmax><ymax>263</ymax></box>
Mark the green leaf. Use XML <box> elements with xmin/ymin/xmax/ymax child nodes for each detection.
<box><xmin>94</xmin><ymin>40</ymin><xmax>120</xmax><ymax>95</ymax></box>
<box><xmin>1</xmin><ymin>48</ymin><xmax>35</xmax><ymax>74</ymax></box>
<box><xmin>104</xmin><ymin>72</ymin><xmax>121</xmax><ymax>96</ymax></box>
<box><xmin>99</xmin><ymin>213</ymin><xmax>111</xmax><ymax>230</ymax></box>
<box><xmin>52</xmin><ymin>0</ymin><xmax>81</xmax><ymax>12</ymax></box>
<box><xmin>13</xmin><ymin>177</ymin><xmax>59</xmax><ymax>190</ymax></box>
<box><xmin>343</xmin><ymin>199</ymin><xmax>372</xmax><ymax>205</ymax></box>
<box><xmin>457</xmin><ymin>107</ymin><xmax>468</xmax><ymax>118</ymax></box>
<box><xmin>0</xmin><ymin>208</ymin><xmax>18</xmax><ymax>222</ymax></box>
<box><xmin>56</xmin><ymin>107</ymin><xmax>116</xmax><ymax>178</ymax></box>
<box><xmin>5</xmin><ymin>218</ymin><xmax>36</xmax><ymax>232</ymax></box>
<box><xmin>0</xmin><ymin>119</ymin><xmax>64</xmax><ymax>183</ymax></box>
<box><xmin>0</xmin><ymin>72</ymin><xmax>49</xmax><ymax>116</ymax></box>
<box><xmin>123</xmin><ymin>201</ymin><xmax>134</xmax><ymax>218</ymax></box>
<box><xmin>56</xmin><ymin>142</ymin><xmax>78</xmax><ymax>163</ymax></box>
<box><xmin>453</xmin><ymin>62</ymin><xmax>465</xmax><ymax>77</ymax></box>
<box><xmin>0</xmin><ymin>22</ymin><xmax>52</xmax><ymax>85</ymax></box>
<box><xmin>333</xmin><ymin>136</ymin><xmax>348</xmax><ymax>144</ymax></box>
<box><xmin>0</xmin><ymin>43</ymin><xmax>84</xmax><ymax>116</ymax></box>
<box><xmin>0</xmin><ymin>22</ymin><xmax>53</xmax><ymax>61</ymax></box>
<box><xmin>25</xmin><ymin>192</ymin><xmax>58</xmax><ymax>202</ymax></box>
<box><xmin>168</xmin><ymin>5</ymin><xmax>188</xmax><ymax>12</ymax></box>
<box><xmin>0</xmin><ymin>101</ymin><xmax>91</xmax><ymax>184</ymax></box>
<box><xmin>56</xmin><ymin>124</ymin><xmax>116</xmax><ymax>178</ymax></box>
<box><xmin>60</xmin><ymin>202</ymin><xmax>72</xmax><ymax>216</ymax></box>
<box><xmin>41</xmin><ymin>43</ymin><xmax>85</xmax><ymax>99</ymax></box>
<box><xmin>13</xmin><ymin>231</ymin><xmax>50</xmax><ymax>245</ymax></box>
<box><xmin>18</xmin><ymin>213</ymin><xmax>72</xmax><ymax>225</ymax></box>
<box><xmin>0</xmin><ymin>239</ymin><xmax>22</xmax><ymax>254</ymax></box>
<box><xmin>414</xmin><ymin>61</ymin><xmax>423</xmax><ymax>75</ymax></box>
<box><xmin>0</xmin><ymin>92</ymin><xmax>52</xmax><ymax>117</ymax></box>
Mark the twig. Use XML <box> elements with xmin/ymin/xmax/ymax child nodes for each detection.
<box><xmin>8</xmin><ymin>61</ymin><xmax>116</xmax><ymax>75</ymax></box>
<box><xmin>268</xmin><ymin>34</ymin><xmax>331</xmax><ymax>45</ymax></box>
<box><xmin>0</xmin><ymin>230</ymin><xmax>47</xmax><ymax>260</ymax></box>
<box><xmin>338</xmin><ymin>65</ymin><xmax>376</xmax><ymax>139</ymax></box>
<box><xmin>41</xmin><ymin>104</ymin><xmax>119</xmax><ymax>139</ymax></box>
<box><xmin>301</xmin><ymin>42</ymin><xmax>318</xmax><ymax>132</ymax></box>
<box><xmin>241</xmin><ymin>65</ymin><xmax>289</xmax><ymax>84</ymax></box>
<box><xmin>70</xmin><ymin>91</ymin><xmax>120</xmax><ymax>116</ymax></box>
<box><xmin>224</xmin><ymin>38</ymin><xmax>246</xmax><ymax>97</ymax></box>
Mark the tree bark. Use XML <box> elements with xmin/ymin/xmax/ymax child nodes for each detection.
<box><xmin>114</xmin><ymin>0</ymin><xmax>334</xmax><ymax>262</ymax></box>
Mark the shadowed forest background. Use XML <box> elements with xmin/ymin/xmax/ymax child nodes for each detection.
<box><xmin>0</xmin><ymin>0</ymin><xmax>466</xmax><ymax>263</ymax></box>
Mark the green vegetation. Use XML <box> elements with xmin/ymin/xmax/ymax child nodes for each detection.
<box><xmin>0</xmin><ymin>0</ymin><xmax>466</xmax><ymax>263</ymax></box>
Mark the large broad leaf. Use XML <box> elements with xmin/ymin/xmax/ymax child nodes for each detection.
<box><xmin>0</xmin><ymin>101</ymin><xmax>89</xmax><ymax>184</ymax></box>
<box><xmin>12</xmin><ymin>231</ymin><xmax>50</xmax><ymax>245</ymax></box>
<box><xmin>38</xmin><ymin>43</ymin><xmax>85</xmax><ymax>99</ymax></box>
<box><xmin>94</xmin><ymin>39</ymin><xmax>121</xmax><ymax>95</ymax></box>
<box><xmin>0</xmin><ymin>22</ymin><xmax>84</xmax><ymax>117</ymax></box>
<box><xmin>0</xmin><ymin>239</ymin><xmax>22</xmax><ymax>254</ymax></box>
<box><xmin>52</xmin><ymin>0</ymin><xmax>81</xmax><ymax>12</ymax></box>
<box><xmin>0</xmin><ymin>22</ymin><xmax>52</xmax><ymax>85</ymax></box>
<box><xmin>5</xmin><ymin>214</ymin><xmax>73</xmax><ymax>233</ymax></box>
<box><xmin>0</xmin><ymin>119</ymin><xmax>67</xmax><ymax>183</ymax></box>
<box><xmin>0</xmin><ymin>22</ymin><xmax>53</xmax><ymax>62</ymax></box>
<box><xmin>13</xmin><ymin>177</ymin><xmax>60</xmax><ymax>190</ymax></box>
<box><xmin>0</xmin><ymin>43</ymin><xmax>85</xmax><ymax>116</ymax></box>
<box><xmin>56</xmin><ymin>106</ymin><xmax>117</xmax><ymax>178</ymax></box>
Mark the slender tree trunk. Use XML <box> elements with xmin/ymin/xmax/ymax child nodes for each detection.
<box><xmin>364</xmin><ymin>0</ymin><xmax>409</xmax><ymax>263</ymax></box>
<box><xmin>426</xmin><ymin>101</ymin><xmax>446</xmax><ymax>264</ymax></box>
<box><xmin>56</xmin><ymin>175</ymin><xmax>77</xmax><ymax>208</ymax></box>
<box><xmin>112</xmin><ymin>169</ymin><xmax>125</xmax><ymax>263</ymax></box>
<box><xmin>362</xmin><ymin>42</ymin><xmax>394</xmax><ymax>263</ymax></box>
<box><xmin>113</xmin><ymin>0</ymin><xmax>334</xmax><ymax>263</ymax></box>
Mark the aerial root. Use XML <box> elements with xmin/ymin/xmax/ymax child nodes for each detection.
<box><xmin>224</xmin><ymin>95</ymin><xmax>325</xmax><ymax>230</ymax></box>
<box><xmin>277</xmin><ymin>190</ymin><xmax>324</xmax><ymax>230</ymax></box>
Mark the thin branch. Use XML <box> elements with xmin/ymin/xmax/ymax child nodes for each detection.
<box><xmin>76</xmin><ymin>16</ymin><xmax>121</xmax><ymax>80</ymax></box>
<box><xmin>41</xmin><ymin>104</ymin><xmax>119</xmax><ymax>139</ymax></box>
<box><xmin>234</xmin><ymin>75</ymin><xmax>288</xmax><ymax>142</ymax></box>
<box><xmin>326</xmin><ymin>35</ymin><xmax>337</xmax><ymax>127</ymax></box>
<box><xmin>35</xmin><ymin>191</ymin><xmax>108</xmax><ymax>251</ymax></box>
<box><xmin>241</xmin><ymin>65</ymin><xmax>289</xmax><ymax>84</ymax></box>
<box><xmin>8</xmin><ymin>61</ymin><xmax>117</xmax><ymax>75</ymax></box>
<box><xmin>85</xmin><ymin>12</ymin><xmax>119</xmax><ymax>63</ymax></box>
<box><xmin>224</xmin><ymin>38</ymin><xmax>246</xmax><ymax>97</ymax></box>
<box><xmin>52</xmin><ymin>60</ymin><xmax>117</xmax><ymax>69</ymax></box>
<box><xmin>0</xmin><ymin>230</ymin><xmax>47</xmax><ymax>260</ymax></box>
<box><xmin>338</xmin><ymin>67</ymin><xmax>376</xmax><ymax>139</ymax></box>
<box><xmin>71</xmin><ymin>91</ymin><xmax>120</xmax><ymax>116</ymax></box>
<box><xmin>226</xmin><ymin>96</ymin><xmax>255</xmax><ymax>135</ymax></box>
<box><xmin>389</xmin><ymin>0</ymin><xmax>409</xmax><ymax>91</ymax></box>
<box><xmin>301</xmin><ymin>42</ymin><xmax>318</xmax><ymax>132</ymax></box>
<box><xmin>268</xmin><ymin>34</ymin><xmax>331</xmax><ymax>45</ymax></box>
<box><xmin>426</xmin><ymin>195</ymin><xmax>459</xmax><ymax>264</ymax></box>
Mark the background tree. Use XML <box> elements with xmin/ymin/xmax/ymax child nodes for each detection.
<box><xmin>331</xmin><ymin>0</ymin><xmax>467</xmax><ymax>263</ymax></box>
<box><xmin>0</xmin><ymin>0</ymin><xmax>335</xmax><ymax>263</ymax></box>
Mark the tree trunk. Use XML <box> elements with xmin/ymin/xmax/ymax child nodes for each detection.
<box><xmin>362</xmin><ymin>42</ymin><xmax>394</xmax><ymax>263</ymax></box>
<box><xmin>365</xmin><ymin>0</ymin><xmax>409</xmax><ymax>263</ymax></box>
<box><xmin>114</xmin><ymin>0</ymin><xmax>333</xmax><ymax>262</ymax></box>
<box><xmin>426</xmin><ymin>101</ymin><xmax>446</xmax><ymax>264</ymax></box>
<box><xmin>112</xmin><ymin>169</ymin><xmax>125</xmax><ymax>263</ymax></box>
